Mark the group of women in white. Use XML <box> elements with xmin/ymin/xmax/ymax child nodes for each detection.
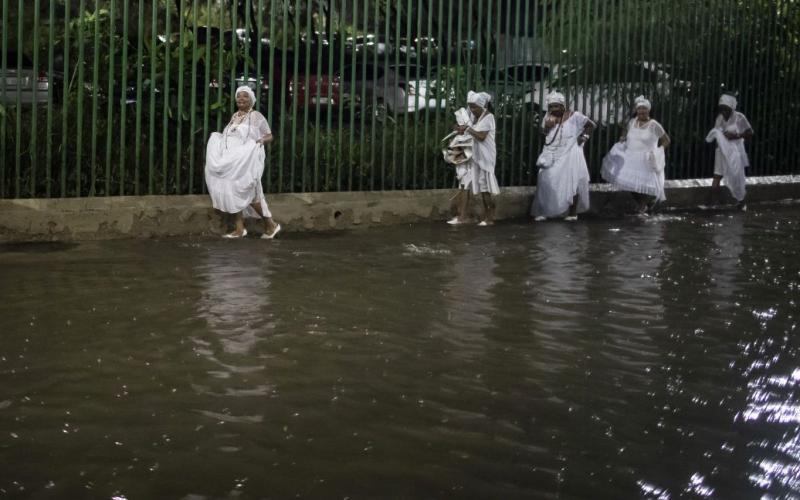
<box><xmin>532</xmin><ymin>91</ymin><xmax>753</xmax><ymax>222</ymax></box>
<box><xmin>204</xmin><ymin>86</ymin><xmax>753</xmax><ymax>238</ymax></box>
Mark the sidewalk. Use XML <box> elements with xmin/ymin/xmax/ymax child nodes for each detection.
<box><xmin>0</xmin><ymin>176</ymin><xmax>798</xmax><ymax>241</ymax></box>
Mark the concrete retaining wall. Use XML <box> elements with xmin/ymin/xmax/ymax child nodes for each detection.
<box><xmin>0</xmin><ymin>175</ymin><xmax>798</xmax><ymax>241</ymax></box>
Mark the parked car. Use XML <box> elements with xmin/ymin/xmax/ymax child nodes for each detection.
<box><xmin>346</xmin><ymin>34</ymin><xmax>391</xmax><ymax>56</ymax></box>
<box><xmin>339</xmin><ymin>62</ymin><xmax>446</xmax><ymax>115</ymax></box>
<box><xmin>0</xmin><ymin>53</ymin><xmax>63</xmax><ymax>106</ymax></box>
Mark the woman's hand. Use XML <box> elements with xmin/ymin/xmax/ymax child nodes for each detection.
<box><xmin>723</xmin><ymin>130</ymin><xmax>739</xmax><ymax>140</ymax></box>
<box><xmin>457</xmin><ymin>125</ymin><xmax>468</xmax><ymax>135</ymax></box>
<box><xmin>256</xmin><ymin>133</ymin><xmax>274</xmax><ymax>145</ymax></box>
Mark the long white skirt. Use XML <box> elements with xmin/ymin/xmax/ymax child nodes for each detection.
<box><xmin>456</xmin><ymin>161</ymin><xmax>501</xmax><ymax>195</ymax></box>
<box><xmin>205</xmin><ymin>132</ymin><xmax>271</xmax><ymax>218</ymax></box>
<box><xmin>531</xmin><ymin>145</ymin><xmax>590</xmax><ymax>217</ymax></box>
<box><xmin>601</xmin><ymin>144</ymin><xmax>666</xmax><ymax>201</ymax></box>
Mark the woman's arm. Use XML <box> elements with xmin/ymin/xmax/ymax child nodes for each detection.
<box><xmin>724</xmin><ymin>128</ymin><xmax>754</xmax><ymax>140</ymax></box>
<box><xmin>660</xmin><ymin>133</ymin><xmax>671</xmax><ymax>149</ymax></box>
<box><xmin>578</xmin><ymin>118</ymin><xmax>596</xmax><ymax>145</ymax></box>
<box><xmin>256</xmin><ymin>133</ymin><xmax>273</xmax><ymax>145</ymax></box>
<box><xmin>467</xmin><ymin>128</ymin><xmax>490</xmax><ymax>141</ymax></box>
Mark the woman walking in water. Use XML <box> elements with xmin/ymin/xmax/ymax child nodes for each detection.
<box><xmin>205</xmin><ymin>86</ymin><xmax>281</xmax><ymax>239</ymax></box>
<box><xmin>531</xmin><ymin>92</ymin><xmax>596</xmax><ymax>221</ymax></box>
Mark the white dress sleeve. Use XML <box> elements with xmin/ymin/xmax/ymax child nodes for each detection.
<box><xmin>473</xmin><ymin>113</ymin><xmax>495</xmax><ymax>133</ymax></box>
<box><xmin>736</xmin><ymin>113</ymin><xmax>752</xmax><ymax>133</ymax></box>
<box><xmin>651</xmin><ymin>120</ymin><xmax>666</xmax><ymax>138</ymax></box>
<box><xmin>570</xmin><ymin>111</ymin><xmax>589</xmax><ymax>130</ymax></box>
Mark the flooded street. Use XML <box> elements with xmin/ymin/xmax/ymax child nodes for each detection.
<box><xmin>1</xmin><ymin>205</ymin><xmax>798</xmax><ymax>499</ymax></box>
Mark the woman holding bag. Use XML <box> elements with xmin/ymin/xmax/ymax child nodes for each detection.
<box><xmin>531</xmin><ymin>92</ymin><xmax>596</xmax><ymax>221</ymax></box>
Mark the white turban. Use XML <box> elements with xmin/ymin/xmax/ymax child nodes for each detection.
<box><xmin>719</xmin><ymin>94</ymin><xmax>737</xmax><ymax>111</ymax></box>
<box><xmin>235</xmin><ymin>85</ymin><xmax>257</xmax><ymax>106</ymax></box>
<box><xmin>546</xmin><ymin>92</ymin><xmax>566</xmax><ymax>106</ymax></box>
<box><xmin>634</xmin><ymin>95</ymin><xmax>651</xmax><ymax>110</ymax></box>
<box><xmin>467</xmin><ymin>90</ymin><xmax>491</xmax><ymax>108</ymax></box>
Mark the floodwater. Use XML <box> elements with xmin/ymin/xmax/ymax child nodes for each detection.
<box><xmin>0</xmin><ymin>204</ymin><xmax>798</xmax><ymax>499</ymax></box>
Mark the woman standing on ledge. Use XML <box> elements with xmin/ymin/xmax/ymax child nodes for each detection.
<box><xmin>601</xmin><ymin>96</ymin><xmax>671</xmax><ymax>214</ymax></box>
<box><xmin>205</xmin><ymin>86</ymin><xmax>281</xmax><ymax>239</ymax></box>
<box><xmin>703</xmin><ymin>94</ymin><xmax>753</xmax><ymax>211</ymax></box>
<box><xmin>448</xmin><ymin>90</ymin><xmax>500</xmax><ymax>226</ymax></box>
<box><xmin>531</xmin><ymin>92</ymin><xmax>596</xmax><ymax>221</ymax></box>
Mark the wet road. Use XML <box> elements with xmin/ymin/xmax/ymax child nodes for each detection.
<box><xmin>0</xmin><ymin>204</ymin><xmax>798</xmax><ymax>498</ymax></box>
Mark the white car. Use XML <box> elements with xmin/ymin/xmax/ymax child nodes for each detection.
<box><xmin>340</xmin><ymin>63</ymin><xmax>446</xmax><ymax>115</ymax></box>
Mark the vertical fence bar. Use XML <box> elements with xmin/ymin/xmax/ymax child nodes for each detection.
<box><xmin>290</xmin><ymin>0</ymin><xmax>300</xmax><ymax>192</ymax></box>
<box><xmin>162</xmin><ymin>0</ymin><xmax>172</xmax><ymax>194</ymax></box>
<box><xmin>31</xmin><ymin>0</ymin><xmax>41</xmax><ymax>197</ymax></box>
<box><xmin>381</xmin><ymin>0</ymin><xmax>392</xmax><ymax>191</ymax></box>
<box><xmin>1</xmin><ymin>0</ymin><xmax>7</xmax><ymax>199</ymax></box>
<box><xmin>443</xmin><ymin>0</ymin><xmax>454</xmax><ymax>189</ymax></box>
<box><xmin>359</xmin><ymin>0</ymin><xmax>369</xmax><ymax>191</ymax></box>
<box><xmin>348</xmin><ymin>0</ymin><xmax>359</xmax><ymax>191</ymax></box>
<box><xmin>46</xmin><ymin>0</ymin><xmax>55</xmax><ymax>198</ymax></box>
<box><xmin>149</xmin><ymin>0</ymin><xmax>157</xmax><ymax>194</ymax></box>
<box><xmin>370</xmin><ymin>0</ymin><xmax>380</xmax><ymax>191</ymax></box>
<box><xmin>189</xmin><ymin>0</ymin><xmax>199</xmax><ymax>194</ymax></box>
<box><xmin>201</xmin><ymin>0</ymin><xmax>211</xmax><ymax>195</ymax></box>
<box><xmin>91</xmin><ymin>0</ymin><xmax>100</xmax><ymax>195</ymax></box>
<box><xmin>337</xmin><ymin>0</ymin><xmax>347</xmax><ymax>192</ymax></box>
<box><xmin>313</xmin><ymin>2</ymin><xmax>323</xmax><ymax>193</ymax></box>
<box><xmin>422</xmin><ymin>0</ymin><xmax>433</xmax><ymax>189</ymax></box>
<box><xmin>484</xmin><ymin>0</ymin><xmax>492</xmax><ymax>108</ymax></box>
<box><xmin>15</xmin><ymin>0</ymin><xmax>23</xmax><ymax>197</ymax></box>
<box><xmin>175</xmin><ymin>0</ymin><xmax>187</xmax><ymax>194</ymax></box>
<box><xmin>119</xmin><ymin>0</ymin><xmax>130</xmax><ymax>196</ymax></box>
<box><xmin>499</xmin><ymin>1</ymin><xmax>509</xmax><ymax>185</ymax></box>
<box><xmin>411</xmin><ymin>0</ymin><xmax>422</xmax><ymax>189</ymax></box>
<box><xmin>278</xmin><ymin>0</ymin><xmax>288</xmax><ymax>192</ymax></box>
<box><xmin>301</xmin><ymin>1</ymin><xmax>312</xmax><ymax>192</ymax></box>
<box><xmin>587</xmin><ymin>0</ymin><xmax>598</xmax><ymax>174</ymax></box>
<box><xmin>324</xmin><ymin>0</ymin><xmax>335</xmax><ymax>192</ymax></box>
<box><xmin>105</xmin><ymin>0</ymin><xmax>116</xmax><ymax>195</ymax></box>
<box><xmin>134</xmin><ymin>0</ymin><xmax>143</xmax><ymax>195</ymax></box>
<box><xmin>267</xmin><ymin>0</ymin><xmax>276</xmax><ymax>194</ymax></box>
<box><xmin>61</xmin><ymin>2</ymin><xmax>71</xmax><ymax>197</ymax></box>
<box><xmin>400</xmin><ymin>0</ymin><xmax>411</xmax><ymax>189</ymax></box>
<box><xmin>77</xmin><ymin>0</ymin><xmax>87</xmax><ymax>197</ymax></box>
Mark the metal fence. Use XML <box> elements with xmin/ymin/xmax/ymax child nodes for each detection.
<box><xmin>1</xmin><ymin>0</ymin><xmax>799</xmax><ymax>199</ymax></box>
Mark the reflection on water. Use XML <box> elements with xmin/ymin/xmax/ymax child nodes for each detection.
<box><xmin>0</xmin><ymin>206</ymin><xmax>798</xmax><ymax>498</ymax></box>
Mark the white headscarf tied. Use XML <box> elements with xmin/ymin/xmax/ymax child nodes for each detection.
<box><xmin>719</xmin><ymin>94</ymin><xmax>737</xmax><ymax>111</ymax></box>
<box><xmin>546</xmin><ymin>92</ymin><xmax>566</xmax><ymax>106</ymax></box>
<box><xmin>634</xmin><ymin>96</ymin><xmax>652</xmax><ymax>110</ymax></box>
<box><xmin>467</xmin><ymin>90</ymin><xmax>491</xmax><ymax>108</ymax></box>
<box><xmin>235</xmin><ymin>85</ymin><xmax>257</xmax><ymax>107</ymax></box>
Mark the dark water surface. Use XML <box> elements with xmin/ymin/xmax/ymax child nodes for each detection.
<box><xmin>1</xmin><ymin>205</ymin><xmax>798</xmax><ymax>499</ymax></box>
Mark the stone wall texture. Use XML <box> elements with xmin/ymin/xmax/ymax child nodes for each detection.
<box><xmin>0</xmin><ymin>176</ymin><xmax>798</xmax><ymax>241</ymax></box>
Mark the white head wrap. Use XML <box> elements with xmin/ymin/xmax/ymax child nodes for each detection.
<box><xmin>634</xmin><ymin>95</ymin><xmax>652</xmax><ymax>110</ymax></box>
<box><xmin>719</xmin><ymin>94</ymin><xmax>737</xmax><ymax>111</ymax></box>
<box><xmin>235</xmin><ymin>85</ymin><xmax>257</xmax><ymax>107</ymax></box>
<box><xmin>467</xmin><ymin>90</ymin><xmax>491</xmax><ymax>108</ymax></box>
<box><xmin>546</xmin><ymin>92</ymin><xmax>566</xmax><ymax>106</ymax></box>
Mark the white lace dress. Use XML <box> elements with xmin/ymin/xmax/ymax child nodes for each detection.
<box><xmin>705</xmin><ymin>112</ymin><xmax>751</xmax><ymax>202</ymax></box>
<box><xmin>531</xmin><ymin>112</ymin><xmax>591</xmax><ymax>217</ymax></box>
<box><xmin>205</xmin><ymin>110</ymin><xmax>272</xmax><ymax>218</ymax></box>
<box><xmin>601</xmin><ymin>119</ymin><xmax>667</xmax><ymax>201</ymax></box>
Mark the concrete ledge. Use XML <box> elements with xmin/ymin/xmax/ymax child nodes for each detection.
<box><xmin>0</xmin><ymin>175</ymin><xmax>798</xmax><ymax>242</ymax></box>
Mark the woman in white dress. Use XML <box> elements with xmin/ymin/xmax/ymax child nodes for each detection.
<box><xmin>205</xmin><ymin>86</ymin><xmax>281</xmax><ymax>239</ymax></box>
<box><xmin>531</xmin><ymin>92</ymin><xmax>596</xmax><ymax>221</ymax></box>
<box><xmin>448</xmin><ymin>90</ymin><xmax>501</xmax><ymax>226</ymax></box>
<box><xmin>703</xmin><ymin>94</ymin><xmax>753</xmax><ymax>210</ymax></box>
<box><xmin>601</xmin><ymin>96</ymin><xmax>671</xmax><ymax>214</ymax></box>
